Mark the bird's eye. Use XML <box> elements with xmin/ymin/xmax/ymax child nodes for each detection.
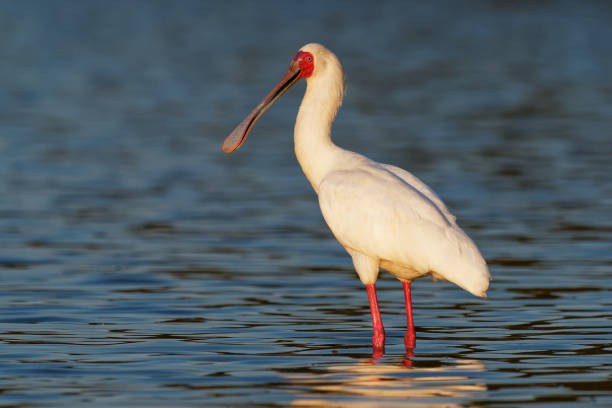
<box><xmin>306</xmin><ymin>56</ymin><xmax>313</xmax><ymax>63</ymax></box>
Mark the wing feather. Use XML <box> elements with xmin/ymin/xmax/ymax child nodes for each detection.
<box><xmin>381</xmin><ymin>163</ymin><xmax>457</xmax><ymax>225</ymax></box>
<box><xmin>318</xmin><ymin>165</ymin><xmax>489</xmax><ymax>297</ymax></box>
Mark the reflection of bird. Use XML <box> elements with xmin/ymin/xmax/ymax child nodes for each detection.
<box><xmin>222</xmin><ymin>43</ymin><xmax>490</xmax><ymax>352</ymax></box>
<box><xmin>285</xmin><ymin>358</ymin><xmax>487</xmax><ymax>406</ymax></box>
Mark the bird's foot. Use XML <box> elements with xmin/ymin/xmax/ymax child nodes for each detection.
<box><xmin>403</xmin><ymin>332</ymin><xmax>416</xmax><ymax>366</ymax></box>
<box><xmin>404</xmin><ymin>330</ymin><xmax>416</xmax><ymax>350</ymax></box>
<box><xmin>403</xmin><ymin>347</ymin><xmax>415</xmax><ymax>367</ymax></box>
<box><xmin>372</xmin><ymin>330</ymin><xmax>385</xmax><ymax>359</ymax></box>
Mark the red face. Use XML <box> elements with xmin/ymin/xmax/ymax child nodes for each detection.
<box><xmin>293</xmin><ymin>51</ymin><xmax>314</xmax><ymax>79</ymax></box>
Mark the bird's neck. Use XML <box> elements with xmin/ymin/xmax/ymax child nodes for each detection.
<box><xmin>294</xmin><ymin>74</ymin><xmax>345</xmax><ymax>194</ymax></box>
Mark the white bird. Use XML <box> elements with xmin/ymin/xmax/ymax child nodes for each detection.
<box><xmin>222</xmin><ymin>43</ymin><xmax>490</xmax><ymax>353</ymax></box>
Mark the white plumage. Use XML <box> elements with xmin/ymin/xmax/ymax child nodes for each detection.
<box><xmin>223</xmin><ymin>43</ymin><xmax>490</xmax><ymax>351</ymax></box>
<box><xmin>319</xmin><ymin>160</ymin><xmax>489</xmax><ymax>297</ymax></box>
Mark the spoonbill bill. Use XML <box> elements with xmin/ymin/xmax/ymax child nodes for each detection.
<box><xmin>222</xmin><ymin>43</ymin><xmax>490</xmax><ymax>352</ymax></box>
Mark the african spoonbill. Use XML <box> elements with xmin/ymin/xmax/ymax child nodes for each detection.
<box><xmin>222</xmin><ymin>43</ymin><xmax>490</xmax><ymax>353</ymax></box>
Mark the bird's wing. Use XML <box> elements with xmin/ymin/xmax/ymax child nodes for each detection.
<box><xmin>318</xmin><ymin>165</ymin><xmax>451</xmax><ymax>267</ymax></box>
<box><xmin>381</xmin><ymin>163</ymin><xmax>457</xmax><ymax>226</ymax></box>
<box><xmin>318</xmin><ymin>164</ymin><xmax>489</xmax><ymax>296</ymax></box>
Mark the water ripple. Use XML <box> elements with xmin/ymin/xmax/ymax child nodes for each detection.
<box><xmin>1</xmin><ymin>1</ymin><xmax>611</xmax><ymax>407</ymax></box>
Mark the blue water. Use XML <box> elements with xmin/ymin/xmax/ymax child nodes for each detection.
<box><xmin>1</xmin><ymin>1</ymin><xmax>611</xmax><ymax>407</ymax></box>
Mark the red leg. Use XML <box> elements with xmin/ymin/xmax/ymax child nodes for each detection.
<box><xmin>366</xmin><ymin>283</ymin><xmax>385</xmax><ymax>353</ymax></box>
<box><xmin>403</xmin><ymin>281</ymin><xmax>416</xmax><ymax>349</ymax></box>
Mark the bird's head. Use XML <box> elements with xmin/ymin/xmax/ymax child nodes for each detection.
<box><xmin>222</xmin><ymin>43</ymin><xmax>340</xmax><ymax>153</ymax></box>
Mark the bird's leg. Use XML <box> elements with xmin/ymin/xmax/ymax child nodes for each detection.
<box><xmin>403</xmin><ymin>281</ymin><xmax>416</xmax><ymax>349</ymax></box>
<box><xmin>366</xmin><ymin>283</ymin><xmax>385</xmax><ymax>353</ymax></box>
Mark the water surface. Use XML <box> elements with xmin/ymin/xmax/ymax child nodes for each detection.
<box><xmin>0</xmin><ymin>1</ymin><xmax>611</xmax><ymax>407</ymax></box>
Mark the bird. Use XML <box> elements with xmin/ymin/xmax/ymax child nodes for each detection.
<box><xmin>222</xmin><ymin>43</ymin><xmax>490</xmax><ymax>353</ymax></box>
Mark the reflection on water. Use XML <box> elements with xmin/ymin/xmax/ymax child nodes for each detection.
<box><xmin>0</xmin><ymin>1</ymin><xmax>611</xmax><ymax>407</ymax></box>
<box><xmin>288</xmin><ymin>359</ymin><xmax>486</xmax><ymax>406</ymax></box>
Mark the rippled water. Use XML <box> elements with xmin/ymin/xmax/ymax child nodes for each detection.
<box><xmin>1</xmin><ymin>1</ymin><xmax>611</xmax><ymax>407</ymax></box>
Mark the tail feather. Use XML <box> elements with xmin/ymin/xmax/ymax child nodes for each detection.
<box><xmin>431</xmin><ymin>226</ymin><xmax>490</xmax><ymax>298</ymax></box>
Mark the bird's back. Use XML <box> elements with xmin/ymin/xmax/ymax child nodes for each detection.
<box><xmin>318</xmin><ymin>153</ymin><xmax>490</xmax><ymax>298</ymax></box>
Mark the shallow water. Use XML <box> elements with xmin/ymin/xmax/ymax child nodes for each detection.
<box><xmin>1</xmin><ymin>1</ymin><xmax>611</xmax><ymax>407</ymax></box>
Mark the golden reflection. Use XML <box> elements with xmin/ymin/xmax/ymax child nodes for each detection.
<box><xmin>287</xmin><ymin>358</ymin><xmax>486</xmax><ymax>407</ymax></box>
